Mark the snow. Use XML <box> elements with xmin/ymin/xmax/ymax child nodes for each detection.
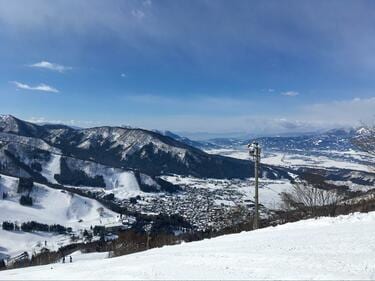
<box><xmin>0</xmin><ymin>132</ymin><xmax>61</xmax><ymax>154</ymax></box>
<box><xmin>62</xmin><ymin>157</ymin><xmax>145</xmax><ymax>199</ymax></box>
<box><xmin>261</xmin><ymin>151</ymin><xmax>372</xmax><ymax>172</ymax></box>
<box><xmin>77</xmin><ymin>127</ymin><xmax>189</xmax><ymax>162</ymax></box>
<box><xmin>109</xmin><ymin>172</ymin><xmax>141</xmax><ymax>199</ymax></box>
<box><xmin>41</xmin><ymin>154</ymin><xmax>61</xmax><ymax>184</ymax></box>
<box><xmin>0</xmin><ymin>180</ymin><xmax>118</xmax><ymax>229</ymax></box>
<box><xmin>0</xmin><ymin>174</ymin><xmax>120</xmax><ymax>258</ymax></box>
<box><xmin>163</xmin><ymin>175</ymin><xmax>294</xmax><ymax>210</ymax></box>
<box><xmin>70</xmin><ymin>251</ymin><xmax>109</xmax><ymax>262</ymax></box>
<box><xmin>0</xmin><ymin>229</ymin><xmax>68</xmax><ymax>259</ymax></box>
<box><xmin>205</xmin><ymin>148</ymin><xmax>249</xmax><ymax>160</ymax></box>
<box><xmin>205</xmin><ymin>147</ymin><xmax>374</xmax><ymax>173</ymax></box>
<box><xmin>2</xmin><ymin>212</ymin><xmax>375</xmax><ymax>280</ymax></box>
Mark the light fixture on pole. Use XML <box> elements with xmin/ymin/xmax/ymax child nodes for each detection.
<box><xmin>248</xmin><ymin>141</ymin><xmax>261</xmax><ymax>230</ymax></box>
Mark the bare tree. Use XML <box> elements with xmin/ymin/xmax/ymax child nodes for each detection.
<box><xmin>281</xmin><ymin>181</ymin><xmax>343</xmax><ymax>217</ymax></box>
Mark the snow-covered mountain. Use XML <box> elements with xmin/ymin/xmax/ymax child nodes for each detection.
<box><xmin>0</xmin><ymin>115</ymin><xmax>290</xmax><ymax>183</ymax></box>
<box><xmin>249</xmin><ymin>128</ymin><xmax>361</xmax><ymax>151</ymax></box>
<box><xmin>203</xmin><ymin>127</ymin><xmax>375</xmax><ymax>188</ymax></box>
<box><xmin>2</xmin><ymin>211</ymin><xmax>375</xmax><ymax>280</ymax></box>
<box><xmin>182</xmin><ymin>127</ymin><xmax>369</xmax><ymax>152</ymax></box>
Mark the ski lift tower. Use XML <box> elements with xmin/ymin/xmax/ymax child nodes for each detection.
<box><xmin>248</xmin><ymin>141</ymin><xmax>261</xmax><ymax>230</ymax></box>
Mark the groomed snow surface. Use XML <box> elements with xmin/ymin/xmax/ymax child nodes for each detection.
<box><xmin>2</xmin><ymin>212</ymin><xmax>375</xmax><ymax>280</ymax></box>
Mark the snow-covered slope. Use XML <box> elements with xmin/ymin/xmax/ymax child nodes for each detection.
<box><xmin>0</xmin><ymin>174</ymin><xmax>118</xmax><ymax>228</ymax></box>
<box><xmin>0</xmin><ymin>229</ymin><xmax>69</xmax><ymax>261</ymax></box>
<box><xmin>0</xmin><ymin>174</ymin><xmax>120</xmax><ymax>259</ymax></box>
<box><xmin>2</xmin><ymin>212</ymin><xmax>375</xmax><ymax>280</ymax></box>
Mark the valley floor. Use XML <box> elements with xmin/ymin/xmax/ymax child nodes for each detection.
<box><xmin>2</xmin><ymin>211</ymin><xmax>375</xmax><ymax>280</ymax></box>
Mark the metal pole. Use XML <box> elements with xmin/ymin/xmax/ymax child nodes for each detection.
<box><xmin>253</xmin><ymin>145</ymin><xmax>259</xmax><ymax>230</ymax></box>
<box><xmin>248</xmin><ymin>142</ymin><xmax>261</xmax><ymax>230</ymax></box>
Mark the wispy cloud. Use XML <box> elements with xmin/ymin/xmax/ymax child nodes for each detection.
<box><xmin>131</xmin><ymin>9</ymin><xmax>145</xmax><ymax>20</ymax></box>
<box><xmin>27</xmin><ymin>116</ymin><xmax>100</xmax><ymax>127</ymax></box>
<box><xmin>301</xmin><ymin>97</ymin><xmax>375</xmax><ymax>125</ymax></box>
<box><xmin>281</xmin><ymin>91</ymin><xmax>299</xmax><ymax>97</ymax></box>
<box><xmin>11</xmin><ymin>81</ymin><xmax>59</xmax><ymax>93</ymax></box>
<box><xmin>29</xmin><ymin>61</ymin><xmax>72</xmax><ymax>73</ymax></box>
<box><xmin>121</xmin><ymin>73</ymin><xmax>127</xmax><ymax>78</ymax></box>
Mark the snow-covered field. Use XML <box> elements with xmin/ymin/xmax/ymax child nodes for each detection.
<box><xmin>205</xmin><ymin>147</ymin><xmax>374</xmax><ymax>173</ymax></box>
<box><xmin>261</xmin><ymin>151</ymin><xmax>373</xmax><ymax>172</ymax></box>
<box><xmin>2</xmin><ymin>211</ymin><xmax>375</xmax><ymax>280</ymax></box>
<box><xmin>205</xmin><ymin>147</ymin><xmax>375</xmax><ymax>193</ymax></box>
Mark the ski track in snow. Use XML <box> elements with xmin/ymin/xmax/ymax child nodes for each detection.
<box><xmin>2</xmin><ymin>212</ymin><xmax>375</xmax><ymax>280</ymax></box>
<box><xmin>41</xmin><ymin>154</ymin><xmax>61</xmax><ymax>184</ymax></box>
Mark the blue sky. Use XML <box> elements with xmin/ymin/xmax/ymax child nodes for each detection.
<box><xmin>1</xmin><ymin>0</ymin><xmax>375</xmax><ymax>136</ymax></box>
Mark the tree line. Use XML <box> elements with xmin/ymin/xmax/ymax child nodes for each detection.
<box><xmin>2</xmin><ymin>221</ymin><xmax>72</xmax><ymax>234</ymax></box>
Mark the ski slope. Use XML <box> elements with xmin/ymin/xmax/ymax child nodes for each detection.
<box><xmin>39</xmin><ymin>154</ymin><xmax>144</xmax><ymax>200</ymax></box>
<box><xmin>0</xmin><ymin>174</ymin><xmax>118</xmax><ymax>229</ymax></box>
<box><xmin>2</xmin><ymin>212</ymin><xmax>375</xmax><ymax>280</ymax></box>
<box><xmin>0</xmin><ymin>174</ymin><xmax>120</xmax><ymax>259</ymax></box>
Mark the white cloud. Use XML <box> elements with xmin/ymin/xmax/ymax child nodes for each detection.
<box><xmin>118</xmin><ymin>114</ymin><xmax>324</xmax><ymax>136</ymax></box>
<box><xmin>121</xmin><ymin>73</ymin><xmax>127</xmax><ymax>78</ymax></box>
<box><xmin>281</xmin><ymin>91</ymin><xmax>299</xmax><ymax>97</ymax></box>
<box><xmin>27</xmin><ymin>116</ymin><xmax>101</xmax><ymax>127</ymax></box>
<box><xmin>24</xmin><ymin>97</ymin><xmax>375</xmax><ymax>135</ymax></box>
<box><xmin>121</xmin><ymin>95</ymin><xmax>375</xmax><ymax>134</ymax></box>
<box><xmin>131</xmin><ymin>9</ymin><xmax>145</xmax><ymax>20</ymax></box>
<box><xmin>11</xmin><ymin>81</ymin><xmax>59</xmax><ymax>93</ymax></box>
<box><xmin>301</xmin><ymin>97</ymin><xmax>375</xmax><ymax>125</ymax></box>
<box><xmin>29</xmin><ymin>61</ymin><xmax>72</xmax><ymax>73</ymax></box>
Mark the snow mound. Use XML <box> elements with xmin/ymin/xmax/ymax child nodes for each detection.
<box><xmin>2</xmin><ymin>212</ymin><xmax>375</xmax><ymax>280</ymax></box>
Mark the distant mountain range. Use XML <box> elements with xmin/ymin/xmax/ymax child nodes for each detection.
<box><xmin>2</xmin><ymin>114</ymin><xmax>373</xmax><ymax>193</ymax></box>
<box><xmin>167</xmin><ymin>127</ymin><xmax>370</xmax><ymax>152</ymax></box>
<box><xmin>0</xmin><ymin>115</ymin><xmax>290</xmax><ymax>192</ymax></box>
<box><xmin>250</xmin><ymin>128</ymin><xmax>362</xmax><ymax>152</ymax></box>
<box><xmin>162</xmin><ymin>126</ymin><xmax>375</xmax><ymax>186</ymax></box>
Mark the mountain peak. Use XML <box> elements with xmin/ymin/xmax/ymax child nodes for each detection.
<box><xmin>0</xmin><ymin>114</ymin><xmax>17</xmax><ymax>121</ymax></box>
<box><xmin>0</xmin><ymin>114</ymin><xmax>45</xmax><ymax>137</ymax></box>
